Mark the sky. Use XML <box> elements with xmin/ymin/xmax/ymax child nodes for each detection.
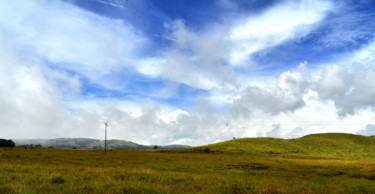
<box><xmin>1</xmin><ymin>0</ymin><xmax>375</xmax><ymax>146</ymax></box>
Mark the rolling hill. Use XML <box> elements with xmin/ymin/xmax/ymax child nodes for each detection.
<box><xmin>178</xmin><ymin>133</ymin><xmax>375</xmax><ymax>158</ymax></box>
<box><xmin>13</xmin><ymin>138</ymin><xmax>190</xmax><ymax>150</ymax></box>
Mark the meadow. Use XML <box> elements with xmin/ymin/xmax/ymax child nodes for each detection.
<box><xmin>1</xmin><ymin>149</ymin><xmax>375</xmax><ymax>193</ymax></box>
<box><xmin>1</xmin><ymin>133</ymin><xmax>375</xmax><ymax>193</ymax></box>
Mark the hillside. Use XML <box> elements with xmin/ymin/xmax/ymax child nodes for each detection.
<box><xmin>179</xmin><ymin>133</ymin><xmax>375</xmax><ymax>158</ymax></box>
<box><xmin>13</xmin><ymin>138</ymin><xmax>190</xmax><ymax>150</ymax></box>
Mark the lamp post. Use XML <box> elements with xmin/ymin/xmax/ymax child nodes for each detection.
<box><xmin>104</xmin><ymin>121</ymin><xmax>108</xmax><ymax>154</ymax></box>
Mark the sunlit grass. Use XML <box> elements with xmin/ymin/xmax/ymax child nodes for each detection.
<box><xmin>1</xmin><ymin>146</ymin><xmax>375</xmax><ymax>193</ymax></box>
<box><xmin>178</xmin><ymin>133</ymin><xmax>375</xmax><ymax>158</ymax></box>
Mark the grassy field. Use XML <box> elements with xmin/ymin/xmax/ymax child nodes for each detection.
<box><xmin>1</xmin><ymin>149</ymin><xmax>375</xmax><ymax>193</ymax></box>
<box><xmin>1</xmin><ymin>133</ymin><xmax>375</xmax><ymax>193</ymax></box>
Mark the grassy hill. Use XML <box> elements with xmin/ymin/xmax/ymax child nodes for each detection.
<box><xmin>178</xmin><ymin>133</ymin><xmax>375</xmax><ymax>158</ymax></box>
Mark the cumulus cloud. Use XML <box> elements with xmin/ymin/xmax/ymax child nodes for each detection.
<box><xmin>138</xmin><ymin>0</ymin><xmax>332</xmax><ymax>90</ymax></box>
<box><xmin>1</xmin><ymin>0</ymin><xmax>374</xmax><ymax>146</ymax></box>
<box><xmin>145</xmin><ymin>20</ymin><xmax>237</xmax><ymax>90</ymax></box>
<box><xmin>131</xmin><ymin>38</ymin><xmax>375</xmax><ymax>144</ymax></box>
<box><xmin>315</xmin><ymin>65</ymin><xmax>350</xmax><ymax>100</ymax></box>
<box><xmin>0</xmin><ymin>0</ymin><xmax>142</xmax><ymax>138</ymax></box>
<box><xmin>315</xmin><ymin>64</ymin><xmax>375</xmax><ymax>117</ymax></box>
<box><xmin>263</xmin><ymin>124</ymin><xmax>283</xmax><ymax>138</ymax></box>
<box><xmin>260</xmin><ymin>124</ymin><xmax>307</xmax><ymax>139</ymax></box>
<box><xmin>0</xmin><ymin>0</ymin><xmax>224</xmax><ymax>145</ymax></box>
<box><xmin>0</xmin><ymin>0</ymin><xmax>146</xmax><ymax>90</ymax></box>
<box><xmin>0</xmin><ymin>48</ymin><xmax>93</xmax><ymax>139</ymax></box>
<box><xmin>228</xmin><ymin>63</ymin><xmax>310</xmax><ymax>117</ymax></box>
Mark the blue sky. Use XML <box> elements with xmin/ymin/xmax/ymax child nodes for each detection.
<box><xmin>1</xmin><ymin>0</ymin><xmax>375</xmax><ymax>145</ymax></box>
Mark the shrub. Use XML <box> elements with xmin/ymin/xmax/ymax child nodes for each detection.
<box><xmin>0</xmin><ymin>139</ymin><xmax>15</xmax><ymax>147</ymax></box>
<box><xmin>35</xmin><ymin>144</ymin><xmax>42</xmax><ymax>148</ymax></box>
<box><xmin>51</xmin><ymin>176</ymin><xmax>65</xmax><ymax>184</ymax></box>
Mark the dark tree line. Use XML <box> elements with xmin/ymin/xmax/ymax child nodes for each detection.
<box><xmin>0</xmin><ymin>139</ymin><xmax>15</xmax><ymax>147</ymax></box>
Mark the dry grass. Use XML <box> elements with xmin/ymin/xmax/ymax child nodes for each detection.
<box><xmin>1</xmin><ymin>147</ymin><xmax>375</xmax><ymax>193</ymax></box>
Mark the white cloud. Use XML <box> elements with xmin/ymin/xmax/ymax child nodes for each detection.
<box><xmin>229</xmin><ymin>0</ymin><xmax>332</xmax><ymax>66</ymax></box>
<box><xmin>1</xmin><ymin>0</ymin><xmax>375</xmax><ymax>146</ymax></box>
<box><xmin>228</xmin><ymin>62</ymin><xmax>310</xmax><ymax>116</ymax></box>
<box><xmin>315</xmin><ymin>63</ymin><xmax>375</xmax><ymax>117</ymax></box>
<box><xmin>0</xmin><ymin>0</ymin><xmax>146</xmax><ymax>90</ymax></box>
<box><xmin>237</xmin><ymin>90</ymin><xmax>374</xmax><ymax>139</ymax></box>
<box><xmin>155</xmin><ymin>20</ymin><xmax>237</xmax><ymax>90</ymax></box>
<box><xmin>315</xmin><ymin>65</ymin><xmax>350</xmax><ymax>100</ymax></box>
<box><xmin>139</xmin><ymin>0</ymin><xmax>332</xmax><ymax>91</ymax></box>
<box><xmin>0</xmin><ymin>0</ymin><xmax>144</xmax><ymax>139</ymax></box>
<box><xmin>0</xmin><ymin>46</ymin><xmax>72</xmax><ymax>138</ymax></box>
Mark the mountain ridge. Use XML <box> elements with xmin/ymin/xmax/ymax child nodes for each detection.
<box><xmin>13</xmin><ymin>138</ymin><xmax>190</xmax><ymax>150</ymax></box>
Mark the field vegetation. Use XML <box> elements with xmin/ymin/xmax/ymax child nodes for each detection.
<box><xmin>1</xmin><ymin>133</ymin><xmax>375</xmax><ymax>193</ymax></box>
<box><xmin>179</xmin><ymin>133</ymin><xmax>375</xmax><ymax>158</ymax></box>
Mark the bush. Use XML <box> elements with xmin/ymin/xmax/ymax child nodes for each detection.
<box><xmin>51</xmin><ymin>176</ymin><xmax>65</xmax><ymax>184</ymax></box>
<box><xmin>35</xmin><ymin>144</ymin><xmax>42</xmax><ymax>148</ymax></box>
<box><xmin>0</xmin><ymin>139</ymin><xmax>15</xmax><ymax>147</ymax></box>
<box><xmin>194</xmin><ymin>148</ymin><xmax>214</xmax><ymax>153</ymax></box>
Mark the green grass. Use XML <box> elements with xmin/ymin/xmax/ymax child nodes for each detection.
<box><xmin>178</xmin><ymin>133</ymin><xmax>375</xmax><ymax>158</ymax></box>
<box><xmin>1</xmin><ymin>133</ymin><xmax>375</xmax><ymax>193</ymax></box>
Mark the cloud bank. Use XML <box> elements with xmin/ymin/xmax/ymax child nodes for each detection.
<box><xmin>1</xmin><ymin>0</ymin><xmax>374</xmax><ymax>145</ymax></box>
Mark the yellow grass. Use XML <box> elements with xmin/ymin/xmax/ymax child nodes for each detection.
<box><xmin>1</xmin><ymin>147</ymin><xmax>375</xmax><ymax>193</ymax></box>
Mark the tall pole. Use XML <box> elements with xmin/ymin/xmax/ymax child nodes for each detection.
<box><xmin>104</xmin><ymin>121</ymin><xmax>108</xmax><ymax>154</ymax></box>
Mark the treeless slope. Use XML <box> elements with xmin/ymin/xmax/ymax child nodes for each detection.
<box><xmin>179</xmin><ymin>133</ymin><xmax>375</xmax><ymax>158</ymax></box>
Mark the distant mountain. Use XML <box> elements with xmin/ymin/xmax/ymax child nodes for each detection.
<box><xmin>13</xmin><ymin>138</ymin><xmax>190</xmax><ymax>150</ymax></box>
<box><xmin>177</xmin><ymin>133</ymin><xmax>375</xmax><ymax>158</ymax></box>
